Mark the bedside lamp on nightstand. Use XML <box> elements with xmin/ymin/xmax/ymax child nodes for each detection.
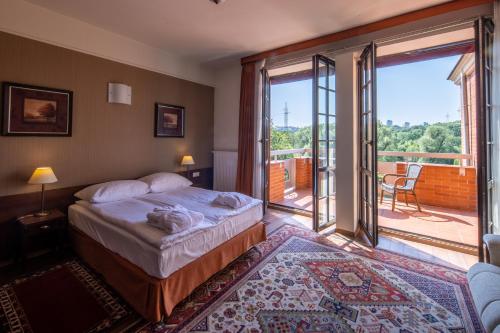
<box><xmin>181</xmin><ymin>155</ymin><xmax>195</xmax><ymax>172</ymax></box>
<box><xmin>28</xmin><ymin>167</ymin><xmax>58</xmax><ymax>217</ymax></box>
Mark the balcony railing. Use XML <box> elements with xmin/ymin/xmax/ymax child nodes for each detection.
<box><xmin>378</xmin><ymin>151</ymin><xmax>473</xmax><ymax>165</ymax></box>
<box><xmin>271</xmin><ymin>148</ymin><xmax>312</xmax><ymax>160</ymax></box>
<box><xmin>269</xmin><ymin>149</ymin><xmax>477</xmax><ymax>212</ymax></box>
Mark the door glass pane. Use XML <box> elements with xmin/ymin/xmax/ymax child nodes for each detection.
<box><xmin>367</xmin><ymin>143</ymin><xmax>372</xmax><ymax>171</ymax></box>
<box><xmin>319</xmin><ymin>88</ymin><xmax>326</xmax><ymax>115</ymax></box>
<box><xmin>319</xmin><ymin>171</ymin><xmax>327</xmax><ymax>198</ymax></box>
<box><xmin>318</xmin><ymin>197</ymin><xmax>328</xmax><ymax>226</ymax></box>
<box><xmin>328</xmin><ymin>116</ymin><xmax>336</xmax><ymax>138</ymax></box>
<box><xmin>367</xmin><ymin>204</ymin><xmax>373</xmax><ymax>234</ymax></box>
<box><xmin>329</xmin><ymin>196</ymin><xmax>335</xmax><ymax>222</ymax></box>
<box><xmin>318</xmin><ymin>62</ymin><xmax>327</xmax><ymax>88</ymax></box>
<box><xmin>328</xmin><ymin>69</ymin><xmax>335</xmax><ymax>90</ymax></box>
<box><xmin>329</xmin><ymin>91</ymin><xmax>336</xmax><ymax>115</ymax></box>
<box><xmin>319</xmin><ymin>114</ymin><xmax>327</xmax><ymax>140</ymax></box>
<box><xmin>319</xmin><ymin>141</ymin><xmax>327</xmax><ymax>168</ymax></box>
<box><xmin>361</xmin><ymin>144</ymin><xmax>367</xmax><ymax>168</ymax></box>
<box><xmin>367</xmin><ymin>113</ymin><xmax>372</xmax><ymax>141</ymax></box>
<box><xmin>328</xmin><ymin>170</ymin><xmax>335</xmax><ymax>196</ymax></box>
<box><xmin>367</xmin><ymin>175</ymin><xmax>373</xmax><ymax>203</ymax></box>
<box><xmin>329</xmin><ymin>140</ymin><xmax>336</xmax><ymax>167</ymax></box>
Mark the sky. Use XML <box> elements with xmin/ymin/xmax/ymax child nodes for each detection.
<box><xmin>270</xmin><ymin>55</ymin><xmax>461</xmax><ymax>128</ymax></box>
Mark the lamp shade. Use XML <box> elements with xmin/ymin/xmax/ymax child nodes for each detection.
<box><xmin>181</xmin><ymin>155</ymin><xmax>195</xmax><ymax>166</ymax></box>
<box><xmin>28</xmin><ymin>167</ymin><xmax>58</xmax><ymax>184</ymax></box>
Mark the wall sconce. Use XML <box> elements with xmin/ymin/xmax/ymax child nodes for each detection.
<box><xmin>108</xmin><ymin>83</ymin><xmax>132</xmax><ymax>105</ymax></box>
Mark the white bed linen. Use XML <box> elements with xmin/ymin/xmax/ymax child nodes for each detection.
<box><xmin>68</xmin><ymin>197</ymin><xmax>263</xmax><ymax>279</ymax></box>
<box><xmin>75</xmin><ymin>187</ymin><xmax>261</xmax><ymax>250</ymax></box>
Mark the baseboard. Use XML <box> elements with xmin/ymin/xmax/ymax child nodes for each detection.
<box><xmin>334</xmin><ymin>227</ymin><xmax>356</xmax><ymax>238</ymax></box>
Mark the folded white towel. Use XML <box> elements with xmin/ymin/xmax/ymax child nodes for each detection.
<box><xmin>213</xmin><ymin>192</ymin><xmax>252</xmax><ymax>209</ymax></box>
<box><xmin>147</xmin><ymin>205</ymin><xmax>204</xmax><ymax>234</ymax></box>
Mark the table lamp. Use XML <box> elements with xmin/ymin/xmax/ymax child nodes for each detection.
<box><xmin>181</xmin><ymin>155</ymin><xmax>195</xmax><ymax>171</ymax></box>
<box><xmin>28</xmin><ymin>167</ymin><xmax>58</xmax><ymax>217</ymax></box>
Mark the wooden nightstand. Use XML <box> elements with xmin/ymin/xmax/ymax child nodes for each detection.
<box><xmin>15</xmin><ymin>209</ymin><xmax>67</xmax><ymax>264</ymax></box>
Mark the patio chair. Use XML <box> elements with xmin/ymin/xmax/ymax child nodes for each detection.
<box><xmin>380</xmin><ymin>163</ymin><xmax>423</xmax><ymax>212</ymax></box>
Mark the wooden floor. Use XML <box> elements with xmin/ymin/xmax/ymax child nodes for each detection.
<box><xmin>263</xmin><ymin>208</ymin><xmax>478</xmax><ymax>271</ymax></box>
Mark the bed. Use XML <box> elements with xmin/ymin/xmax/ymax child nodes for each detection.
<box><xmin>68</xmin><ymin>186</ymin><xmax>265</xmax><ymax>321</ymax></box>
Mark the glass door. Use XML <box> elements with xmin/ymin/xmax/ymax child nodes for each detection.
<box><xmin>312</xmin><ymin>55</ymin><xmax>336</xmax><ymax>232</ymax></box>
<box><xmin>358</xmin><ymin>42</ymin><xmax>378</xmax><ymax>246</ymax></box>
<box><xmin>475</xmin><ymin>17</ymin><xmax>494</xmax><ymax>261</ymax></box>
<box><xmin>261</xmin><ymin>69</ymin><xmax>271</xmax><ymax>214</ymax></box>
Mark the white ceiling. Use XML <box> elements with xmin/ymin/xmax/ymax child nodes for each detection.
<box><xmin>26</xmin><ymin>0</ymin><xmax>450</xmax><ymax>64</ymax></box>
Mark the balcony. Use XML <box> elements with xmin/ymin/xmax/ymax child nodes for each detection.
<box><xmin>378</xmin><ymin>151</ymin><xmax>478</xmax><ymax>249</ymax></box>
<box><xmin>269</xmin><ymin>149</ymin><xmax>478</xmax><ymax>249</ymax></box>
<box><xmin>269</xmin><ymin>148</ymin><xmax>313</xmax><ymax>212</ymax></box>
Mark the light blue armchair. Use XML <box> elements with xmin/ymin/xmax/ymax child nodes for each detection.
<box><xmin>467</xmin><ymin>234</ymin><xmax>500</xmax><ymax>333</ymax></box>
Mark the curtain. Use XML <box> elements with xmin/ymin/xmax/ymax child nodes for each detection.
<box><xmin>236</xmin><ymin>62</ymin><xmax>256</xmax><ymax>195</ymax></box>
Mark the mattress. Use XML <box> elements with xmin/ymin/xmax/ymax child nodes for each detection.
<box><xmin>68</xmin><ymin>192</ymin><xmax>263</xmax><ymax>279</ymax></box>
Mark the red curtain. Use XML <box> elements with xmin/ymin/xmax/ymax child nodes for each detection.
<box><xmin>235</xmin><ymin>62</ymin><xmax>256</xmax><ymax>196</ymax></box>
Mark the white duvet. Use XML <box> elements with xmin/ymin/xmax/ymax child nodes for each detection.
<box><xmin>76</xmin><ymin>187</ymin><xmax>261</xmax><ymax>250</ymax></box>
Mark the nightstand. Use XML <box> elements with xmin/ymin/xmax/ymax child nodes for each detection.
<box><xmin>15</xmin><ymin>209</ymin><xmax>67</xmax><ymax>264</ymax></box>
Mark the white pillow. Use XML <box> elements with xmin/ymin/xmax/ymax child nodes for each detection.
<box><xmin>75</xmin><ymin>180</ymin><xmax>150</xmax><ymax>203</ymax></box>
<box><xmin>138</xmin><ymin>172</ymin><xmax>192</xmax><ymax>193</ymax></box>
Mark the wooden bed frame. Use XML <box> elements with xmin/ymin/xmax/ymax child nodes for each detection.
<box><xmin>70</xmin><ymin>222</ymin><xmax>266</xmax><ymax>322</ymax></box>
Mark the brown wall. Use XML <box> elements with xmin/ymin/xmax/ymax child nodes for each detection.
<box><xmin>0</xmin><ymin>32</ymin><xmax>214</xmax><ymax>197</ymax></box>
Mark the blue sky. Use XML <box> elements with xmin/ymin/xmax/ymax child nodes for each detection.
<box><xmin>270</xmin><ymin>55</ymin><xmax>461</xmax><ymax>128</ymax></box>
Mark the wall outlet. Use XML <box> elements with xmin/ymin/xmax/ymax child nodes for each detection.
<box><xmin>192</xmin><ymin>171</ymin><xmax>200</xmax><ymax>178</ymax></box>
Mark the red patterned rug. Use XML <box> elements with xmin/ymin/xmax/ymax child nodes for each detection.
<box><xmin>136</xmin><ymin>224</ymin><xmax>482</xmax><ymax>332</ymax></box>
<box><xmin>0</xmin><ymin>261</ymin><xmax>142</xmax><ymax>333</ymax></box>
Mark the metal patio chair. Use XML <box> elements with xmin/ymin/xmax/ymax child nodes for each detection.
<box><xmin>380</xmin><ymin>163</ymin><xmax>423</xmax><ymax>212</ymax></box>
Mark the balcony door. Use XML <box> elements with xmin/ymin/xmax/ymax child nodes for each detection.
<box><xmin>261</xmin><ymin>69</ymin><xmax>271</xmax><ymax>214</ymax></box>
<box><xmin>312</xmin><ymin>55</ymin><xmax>336</xmax><ymax>232</ymax></box>
<box><xmin>476</xmin><ymin>17</ymin><xmax>494</xmax><ymax>261</ymax></box>
<box><xmin>358</xmin><ymin>43</ymin><xmax>378</xmax><ymax>247</ymax></box>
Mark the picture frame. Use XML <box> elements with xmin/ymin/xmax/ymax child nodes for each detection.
<box><xmin>154</xmin><ymin>103</ymin><xmax>185</xmax><ymax>138</ymax></box>
<box><xmin>2</xmin><ymin>82</ymin><xmax>73</xmax><ymax>136</ymax></box>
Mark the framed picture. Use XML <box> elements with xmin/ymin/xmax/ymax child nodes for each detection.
<box><xmin>2</xmin><ymin>82</ymin><xmax>73</xmax><ymax>136</ymax></box>
<box><xmin>154</xmin><ymin>103</ymin><xmax>185</xmax><ymax>138</ymax></box>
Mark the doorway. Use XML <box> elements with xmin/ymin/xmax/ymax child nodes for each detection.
<box><xmin>263</xmin><ymin>55</ymin><xmax>336</xmax><ymax>232</ymax></box>
<box><xmin>376</xmin><ymin>33</ymin><xmax>480</xmax><ymax>253</ymax></box>
<box><xmin>356</xmin><ymin>19</ymin><xmax>494</xmax><ymax>259</ymax></box>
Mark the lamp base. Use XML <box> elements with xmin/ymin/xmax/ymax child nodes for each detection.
<box><xmin>34</xmin><ymin>211</ymin><xmax>50</xmax><ymax>217</ymax></box>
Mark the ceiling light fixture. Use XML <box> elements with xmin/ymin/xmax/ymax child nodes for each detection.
<box><xmin>210</xmin><ymin>0</ymin><xmax>226</xmax><ymax>4</ymax></box>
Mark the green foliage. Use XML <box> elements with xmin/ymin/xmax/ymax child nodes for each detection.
<box><xmin>271</xmin><ymin>120</ymin><xmax>462</xmax><ymax>165</ymax></box>
<box><xmin>377</xmin><ymin>120</ymin><xmax>462</xmax><ymax>165</ymax></box>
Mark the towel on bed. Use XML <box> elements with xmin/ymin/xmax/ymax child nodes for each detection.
<box><xmin>213</xmin><ymin>192</ymin><xmax>252</xmax><ymax>209</ymax></box>
<box><xmin>147</xmin><ymin>205</ymin><xmax>204</xmax><ymax>234</ymax></box>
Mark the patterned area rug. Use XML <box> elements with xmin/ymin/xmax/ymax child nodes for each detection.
<box><xmin>0</xmin><ymin>261</ymin><xmax>142</xmax><ymax>333</ymax></box>
<box><xmin>137</xmin><ymin>224</ymin><xmax>482</xmax><ymax>332</ymax></box>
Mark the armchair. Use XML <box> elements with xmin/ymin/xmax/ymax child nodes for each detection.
<box><xmin>380</xmin><ymin>163</ymin><xmax>423</xmax><ymax>211</ymax></box>
<box><xmin>467</xmin><ymin>234</ymin><xmax>500</xmax><ymax>332</ymax></box>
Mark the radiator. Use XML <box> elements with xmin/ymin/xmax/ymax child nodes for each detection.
<box><xmin>213</xmin><ymin>150</ymin><xmax>238</xmax><ymax>191</ymax></box>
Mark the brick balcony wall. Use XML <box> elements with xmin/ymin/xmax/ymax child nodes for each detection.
<box><xmin>395</xmin><ymin>162</ymin><xmax>477</xmax><ymax>211</ymax></box>
<box><xmin>269</xmin><ymin>161</ymin><xmax>285</xmax><ymax>202</ymax></box>
<box><xmin>295</xmin><ymin>157</ymin><xmax>312</xmax><ymax>189</ymax></box>
<box><xmin>269</xmin><ymin>157</ymin><xmax>312</xmax><ymax>202</ymax></box>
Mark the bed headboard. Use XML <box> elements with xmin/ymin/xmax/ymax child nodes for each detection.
<box><xmin>0</xmin><ymin>167</ymin><xmax>213</xmax><ymax>263</ymax></box>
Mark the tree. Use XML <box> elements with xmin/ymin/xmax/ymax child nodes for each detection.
<box><xmin>419</xmin><ymin>124</ymin><xmax>460</xmax><ymax>164</ymax></box>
